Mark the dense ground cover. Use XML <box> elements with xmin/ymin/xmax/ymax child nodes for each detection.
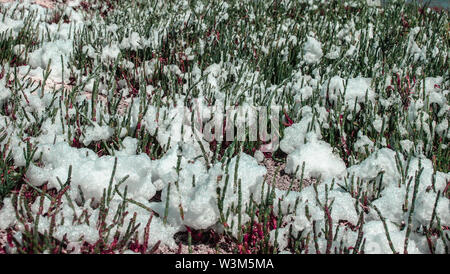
<box><xmin>0</xmin><ymin>0</ymin><xmax>448</xmax><ymax>254</ymax></box>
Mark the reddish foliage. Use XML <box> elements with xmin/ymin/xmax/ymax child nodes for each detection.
<box><xmin>282</xmin><ymin>110</ymin><xmax>294</xmax><ymax>127</ymax></box>
<box><xmin>238</xmin><ymin>210</ymin><xmax>278</xmax><ymax>254</ymax></box>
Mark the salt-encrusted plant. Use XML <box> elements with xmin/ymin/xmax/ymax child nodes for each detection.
<box><xmin>0</xmin><ymin>0</ymin><xmax>448</xmax><ymax>254</ymax></box>
<box><xmin>2</xmin><ymin>157</ymin><xmax>165</xmax><ymax>254</ymax></box>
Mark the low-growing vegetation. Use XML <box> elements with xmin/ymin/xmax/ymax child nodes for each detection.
<box><xmin>0</xmin><ymin>0</ymin><xmax>448</xmax><ymax>254</ymax></box>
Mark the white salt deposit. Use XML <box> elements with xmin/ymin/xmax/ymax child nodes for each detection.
<box><xmin>280</xmin><ymin>106</ymin><xmax>322</xmax><ymax>154</ymax></box>
<box><xmin>81</xmin><ymin>123</ymin><xmax>114</xmax><ymax>146</ymax></box>
<box><xmin>25</xmin><ymin>142</ymin><xmax>156</xmax><ymax>203</ymax></box>
<box><xmin>285</xmin><ymin>134</ymin><xmax>347</xmax><ymax>180</ymax></box>
<box><xmin>302</xmin><ymin>36</ymin><xmax>323</xmax><ymax>64</ymax></box>
<box><xmin>363</xmin><ymin>220</ymin><xmax>420</xmax><ymax>254</ymax></box>
<box><xmin>347</xmin><ymin>148</ymin><xmax>402</xmax><ymax>187</ymax></box>
<box><xmin>28</xmin><ymin>39</ymin><xmax>73</xmax><ymax>80</ymax></box>
<box><xmin>101</xmin><ymin>44</ymin><xmax>121</xmax><ymax>62</ymax></box>
<box><xmin>0</xmin><ymin>198</ymin><xmax>16</xmax><ymax>230</ymax></box>
<box><xmin>321</xmin><ymin>76</ymin><xmax>375</xmax><ymax>107</ymax></box>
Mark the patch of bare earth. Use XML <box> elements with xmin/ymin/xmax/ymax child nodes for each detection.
<box><xmin>155</xmin><ymin>232</ymin><xmax>233</xmax><ymax>254</ymax></box>
<box><xmin>262</xmin><ymin>158</ymin><xmax>315</xmax><ymax>191</ymax></box>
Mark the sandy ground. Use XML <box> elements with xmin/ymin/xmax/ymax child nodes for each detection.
<box><xmin>155</xmin><ymin>231</ymin><xmax>234</xmax><ymax>254</ymax></box>
<box><xmin>263</xmin><ymin>158</ymin><xmax>316</xmax><ymax>191</ymax></box>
